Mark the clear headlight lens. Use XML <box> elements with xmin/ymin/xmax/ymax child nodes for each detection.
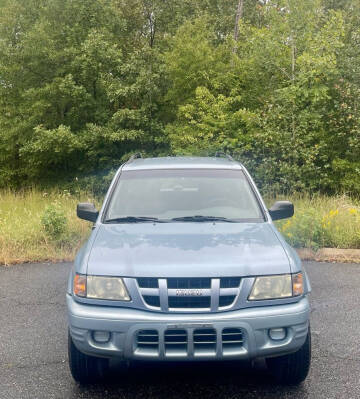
<box><xmin>73</xmin><ymin>274</ymin><xmax>130</xmax><ymax>301</ymax></box>
<box><xmin>248</xmin><ymin>273</ymin><xmax>303</xmax><ymax>301</ymax></box>
<box><xmin>87</xmin><ymin>276</ymin><xmax>130</xmax><ymax>301</ymax></box>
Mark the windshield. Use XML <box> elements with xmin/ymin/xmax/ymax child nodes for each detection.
<box><xmin>104</xmin><ymin>169</ymin><xmax>264</xmax><ymax>222</ymax></box>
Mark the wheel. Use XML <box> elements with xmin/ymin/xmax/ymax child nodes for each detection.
<box><xmin>266</xmin><ymin>327</ymin><xmax>311</xmax><ymax>385</ymax></box>
<box><xmin>68</xmin><ymin>331</ymin><xmax>109</xmax><ymax>384</ymax></box>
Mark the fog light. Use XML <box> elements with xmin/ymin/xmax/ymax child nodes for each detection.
<box><xmin>269</xmin><ymin>328</ymin><xmax>286</xmax><ymax>341</ymax></box>
<box><xmin>92</xmin><ymin>331</ymin><xmax>111</xmax><ymax>343</ymax></box>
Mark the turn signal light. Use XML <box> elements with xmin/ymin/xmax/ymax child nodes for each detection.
<box><xmin>73</xmin><ymin>274</ymin><xmax>86</xmax><ymax>297</ymax></box>
<box><xmin>292</xmin><ymin>273</ymin><xmax>304</xmax><ymax>296</ymax></box>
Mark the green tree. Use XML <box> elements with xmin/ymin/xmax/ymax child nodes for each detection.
<box><xmin>0</xmin><ymin>0</ymin><xmax>167</xmax><ymax>185</ymax></box>
<box><xmin>0</xmin><ymin>0</ymin><xmax>359</xmax><ymax>195</ymax></box>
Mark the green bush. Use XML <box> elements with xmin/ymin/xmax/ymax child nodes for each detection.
<box><xmin>276</xmin><ymin>210</ymin><xmax>328</xmax><ymax>250</ymax></box>
<box><xmin>41</xmin><ymin>205</ymin><xmax>68</xmax><ymax>241</ymax></box>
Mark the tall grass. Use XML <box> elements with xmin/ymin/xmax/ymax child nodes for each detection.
<box><xmin>0</xmin><ymin>189</ymin><xmax>96</xmax><ymax>265</ymax></box>
<box><xmin>267</xmin><ymin>194</ymin><xmax>360</xmax><ymax>250</ymax></box>
<box><xmin>0</xmin><ymin>190</ymin><xmax>359</xmax><ymax>265</ymax></box>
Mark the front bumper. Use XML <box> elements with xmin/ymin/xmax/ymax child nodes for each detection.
<box><xmin>67</xmin><ymin>294</ymin><xmax>310</xmax><ymax>361</ymax></box>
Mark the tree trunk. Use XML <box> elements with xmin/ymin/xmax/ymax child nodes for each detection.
<box><xmin>291</xmin><ymin>34</ymin><xmax>296</xmax><ymax>139</ymax></box>
<box><xmin>233</xmin><ymin>0</ymin><xmax>244</xmax><ymax>53</ymax></box>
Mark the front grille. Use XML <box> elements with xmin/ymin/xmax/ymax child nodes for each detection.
<box><xmin>167</xmin><ymin>278</ymin><xmax>211</xmax><ymax>289</ymax></box>
<box><xmin>135</xmin><ymin>327</ymin><xmax>245</xmax><ymax>358</ymax></box>
<box><xmin>168</xmin><ymin>296</ymin><xmax>211</xmax><ymax>309</ymax></box>
<box><xmin>136</xmin><ymin>277</ymin><xmax>241</xmax><ymax>312</ymax></box>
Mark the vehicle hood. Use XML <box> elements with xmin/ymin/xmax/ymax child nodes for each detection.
<box><xmin>86</xmin><ymin>223</ymin><xmax>290</xmax><ymax>277</ymax></box>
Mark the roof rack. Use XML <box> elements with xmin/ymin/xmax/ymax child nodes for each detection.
<box><xmin>128</xmin><ymin>153</ymin><xmax>143</xmax><ymax>162</ymax></box>
<box><xmin>214</xmin><ymin>151</ymin><xmax>234</xmax><ymax>161</ymax></box>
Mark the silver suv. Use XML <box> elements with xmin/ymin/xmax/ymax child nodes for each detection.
<box><xmin>67</xmin><ymin>156</ymin><xmax>311</xmax><ymax>385</ymax></box>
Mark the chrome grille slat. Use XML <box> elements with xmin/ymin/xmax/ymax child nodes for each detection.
<box><xmin>193</xmin><ymin>333</ymin><xmax>217</xmax><ymax>336</ymax></box>
<box><xmin>222</xmin><ymin>332</ymin><xmax>243</xmax><ymax>336</ymax></box>
<box><xmin>222</xmin><ymin>340</ymin><xmax>244</xmax><ymax>344</ymax></box>
<box><xmin>137</xmin><ymin>341</ymin><xmax>159</xmax><ymax>345</ymax></box>
<box><xmin>140</xmin><ymin>288</ymin><xmax>160</xmax><ymax>295</ymax></box>
<box><xmin>137</xmin><ymin>333</ymin><xmax>158</xmax><ymax>337</ymax></box>
<box><xmin>159</xmin><ymin>278</ymin><xmax>169</xmax><ymax>311</ymax></box>
<box><xmin>219</xmin><ymin>288</ymin><xmax>239</xmax><ymax>295</ymax></box>
<box><xmin>166</xmin><ymin>341</ymin><xmax>188</xmax><ymax>345</ymax></box>
<box><xmin>194</xmin><ymin>341</ymin><xmax>217</xmax><ymax>344</ymax></box>
<box><xmin>210</xmin><ymin>278</ymin><xmax>220</xmax><ymax>311</ymax></box>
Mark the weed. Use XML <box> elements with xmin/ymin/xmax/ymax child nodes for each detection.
<box><xmin>41</xmin><ymin>204</ymin><xmax>67</xmax><ymax>241</ymax></box>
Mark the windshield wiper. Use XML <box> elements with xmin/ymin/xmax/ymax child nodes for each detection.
<box><xmin>171</xmin><ymin>215</ymin><xmax>237</xmax><ymax>223</ymax></box>
<box><xmin>105</xmin><ymin>216</ymin><xmax>165</xmax><ymax>223</ymax></box>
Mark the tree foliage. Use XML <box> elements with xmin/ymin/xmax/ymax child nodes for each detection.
<box><xmin>0</xmin><ymin>0</ymin><xmax>359</xmax><ymax>194</ymax></box>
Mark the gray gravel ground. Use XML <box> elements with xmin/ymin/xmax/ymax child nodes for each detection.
<box><xmin>0</xmin><ymin>261</ymin><xmax>359</xmax><ymax>399</ymax></box>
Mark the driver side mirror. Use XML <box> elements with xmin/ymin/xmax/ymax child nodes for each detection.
<box><xmin>269</xmin><ymin>201</ymin><xmax>294</xmax><ymax>221</ymax></box>
<box><xmin>77</xmin><ymin>203</ymin><xmax>99</xmax><ymax>223</ymax></box>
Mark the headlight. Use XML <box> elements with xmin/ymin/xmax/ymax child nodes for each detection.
<box><xmin>73</xmin><ymin>274</ymin><xmax>130</xmax><ymax>301</ymax></box>
<box><xmin>248</xmin><ymin>273</ymin><xmax>303</xmax><ymax>301</ymax></box>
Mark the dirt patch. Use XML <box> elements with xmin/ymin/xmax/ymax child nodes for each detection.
<box><xmin>297</xmin><ymin>248</ymin><xmax>360</xmax><ymax>263</ymax></box>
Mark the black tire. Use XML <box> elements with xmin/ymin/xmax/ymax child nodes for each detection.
<box><xmin>68</xmin><ymin>331</ymin><xmax>109</xmax><ymax>384</ymax></box>
<box><xmin>266</xmin><ymin>327</ymin><xmax>311</xmax><ymax>385</ymax></box>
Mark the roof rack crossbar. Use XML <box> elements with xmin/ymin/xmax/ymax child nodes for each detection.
<box><xmin>214</xmin><ymin>151</ymin><xmax>234</xmax><ymax>161</ymax></box>
<box><xmin>128</xmin><ymin>153</ymin><xmax>143</xmax><ymax>162</ymax></box>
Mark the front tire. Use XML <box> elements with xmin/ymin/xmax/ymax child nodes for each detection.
<box><xmin>68</xmin><ymin>332</ymin><xmax>109</xmax><ymax>384</ymax></box>
<box><xmin>266</xmin><ymin>327</ymin><xmax>311</xmax><ymax>385</ymax></box>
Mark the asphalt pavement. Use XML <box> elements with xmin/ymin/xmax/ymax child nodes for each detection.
<box><xmin>0</xmin><ymin>261</ymin><xmax>359</xmax><ymax>399</ymax></box>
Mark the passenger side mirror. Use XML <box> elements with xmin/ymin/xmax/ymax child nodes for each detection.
<box><xmin>77</xmin><ymin>203</ymin><xmax>99</xmax><ymax>223</ymax></box>
<box><xmin>269</xmin><ymin>201</ymin><xmax>294</xmax><ymax>221</ymax></box>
